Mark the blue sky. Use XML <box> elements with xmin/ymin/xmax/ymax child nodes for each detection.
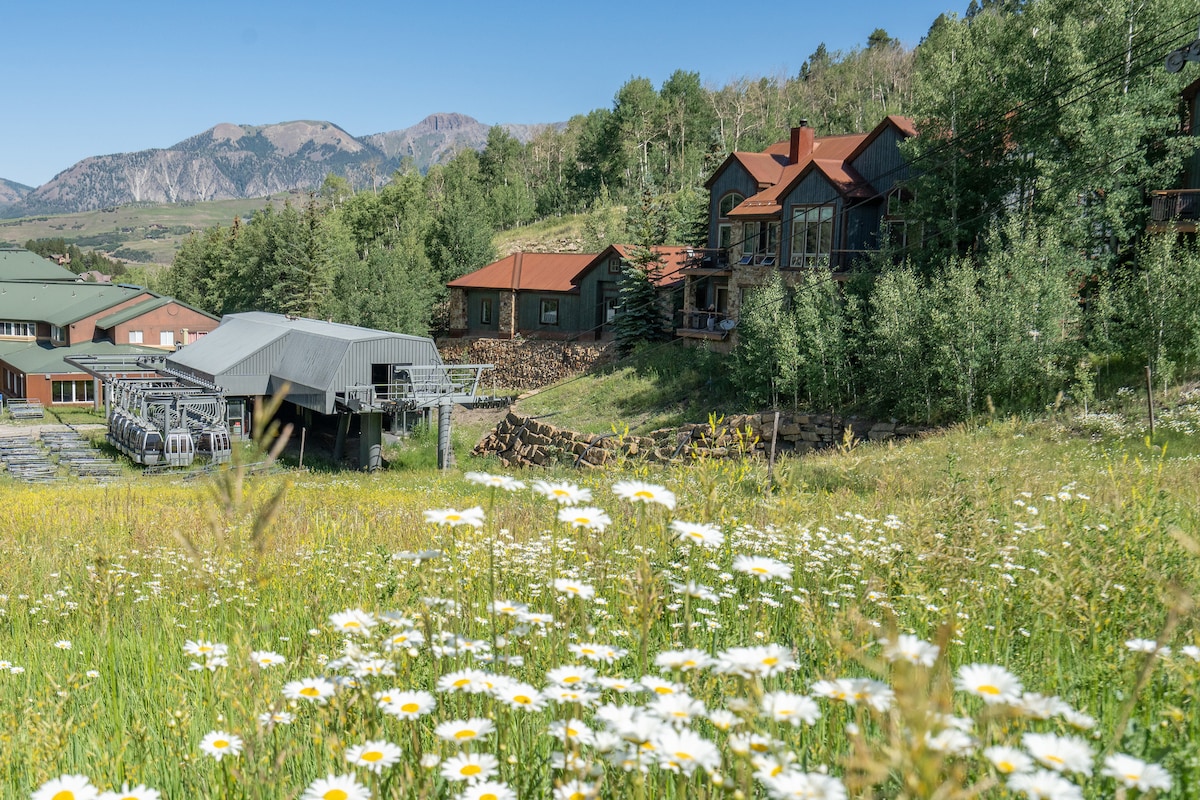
<box><xmin>1</xmin><ymin>0</ymin><xmax>960</xmax><ymax>188</ymax></box>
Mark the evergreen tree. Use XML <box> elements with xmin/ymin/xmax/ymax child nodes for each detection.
<box><xmin>614</xmin><ymin>193</ymin><xmax>670</xmax><ymax>355</ymax></box>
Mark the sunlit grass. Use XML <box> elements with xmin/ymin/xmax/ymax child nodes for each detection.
<box><xmin>1</xmin><ymin>412</ymin><xmax>1198</xmax><ymax>799</ymax></box>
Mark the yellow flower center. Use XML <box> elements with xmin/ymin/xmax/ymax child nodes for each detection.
<box><xmin>447</xmin><ymin>514</ymin><xmax>461</xmax><ymax>522</ymax></box>
<box><xmin>674</xmin><ymin>751</ymin><xmax>694</xmax><ymax>761</ymax></box>
<box><xmin>581</xmin><ymin>648</ymin><xmax>595</xmax><ymax>654</ymax></box>
<box><xmin>461</xmin><ymin>764</ymin><xmax>482</xmax><ymax>776</ymax></box>
<box><xmin>1045</xmin><ymin>755</ymin><xmax>1065</xmax><ymax>765</ymax></box>
<box><xmin>514</xmin><ymin>695</ymin><xmax>532</xmax><ymax>704</ymax></box>
<box><xmin>997</xmin><ymin>761</ymin><xmax>1014</xmax><ymax>773</ymax></box>
<box><xmin>977</xmin><ymin>684</ymin><xmax>1001</xmax><ymax>696</ymax></box>
<box><xmin>361</xmin><ymin>750</ymin><xmax>384</xmax><ymax>762</ymax></box>
<box><xmin>778</xmin><ymin>709</ymin><xmax>793</xmax><ymax>716</ymax></box>
<box><xmin>750</xmin><ymin>742</ymin><xmax>769</xmax><ymax>753</ymax></box>
<box><xmin>772</xmin><ymin>765</ymin><xmax>785</xmax><ymax>777</ymax></box>
<box><xmin>323</xmin><ymin>791</ymin><xmax>349</xmax><ymax>800</ymax></box>
<box><xmin>1125</xmin><ymin>773</ymin><xmax>1141</xmax><ymax>781</ymax></box>
<box><xmin>300</xmin><ymin>687</ymin><xmax>321</xmax><ymax>697</ymax></box>
<box><xmin>763</xmin><ymin>657</ymin><xmax>779</xmax><ymax>666</ymax></box>
<box><xmin>573</xmin><ymin>518</ymin><xmax>590</xmax><ymax>525</ymax></box>
<box><xmin>654</xmin><ymin>686</ymin><xmax>673</xmax><ymax>694</ymax></box>
<box><xmin>52</xmin><ymin>793</ymin><xmax>75</xmax><ymax>800</ymax></box>
<box><xmin>400</xmin><ymin>702</ymin><xmax>420</xmax><ymax>713</ymax></box>
<box><xmin>568</xmin><ymin>793</ymin><xmax>586</xmax><ymax>800</ymax></box>
<box><xmin>343</xmin><ymin>621</ymin><xmax>361</xmax><ymax>628</ymax></box>
<box><xmin>553</xmin><ymin>489</ymin><xmax>569</xmax><ymax>496</ymax></box>
<box><xmin>213</xmin><ymin>739</ymin><xmax>229</xmax><ymax>749</ymax></box>
<box><xmin>197</xmin><ymin>646</ymin><xmax>212</xmax><ymax>652</ymax></box>
<box><xmin>751</xmin><ymin>567</ymin><xmax>768</xmax><ymax>574</ymax></box>
<box><xmin>634</xmin><ymin>490</ymin><xmax>654</xmax><ymax>499</ymax></box>
<box><xmin>481</xmin><ymin>795</ymin><xmax>499</xmax><ymax>800</ymax></box>
<box><xmin>454</xmin><ymin>729</ymin><xmax>477</xmax><ymax>740</ymax></box>
<box><xmin>564</xmin><ymin>675</ymin><xmax>580</xmax><ymax>683</ymax></box>
<box><xmin>453</xmin><ymin>678</ymin><xmax>471</xmax><ymax>687</ymax></box>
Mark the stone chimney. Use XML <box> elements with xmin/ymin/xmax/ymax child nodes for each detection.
<box><xmin>789</xmin><ymin>120</ymin><xmax>815</xmax><ymax>165</ymax></box>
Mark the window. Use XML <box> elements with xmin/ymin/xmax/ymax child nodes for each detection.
<box><xmin>718</xmin><ymin>192</ymin><xmax>744</xmax><ymax>218</ymax></box>
<box><xmin>128</xmin><ymin>330</ymin><xmax>143</xmax><ymax>344</ymax></box>
<box><xmin>607</xmin><ymin>256</ymin><xmax>623</xmax><ymax>274</ymax></box>
<box><xmin>742</xmin><ymin>220</ymin><xmax>780</xmax><ymax>262</ymax></box>
<box><xmin>480</xmin><ymin>298</ymin><xmax>493</xmax><ymax>325</ymax></box>
<box><xmin>0</xmin><ymin>321</ymin><xmax>36</xmax><ymax>337</ymax></box>
<box><xmin>790</xmin><ymin>205</ymin><xmax>834</xmax><ymax>267</ymax></box>
<box><xmin>51</xmin><ymin>325</ymin><xmax>66</xmax><ymax>342</ymax></box>
<box><xmin>52</xmin><ymin>380</ymin><xmax>94</xmax><ymax>404</ymax></box>
<box><xmin>718</xmin><ymin>223</ymin><xmax>733</xmax><ymax>250</ymax></box>
<box><xmin>160</xmin><ymin>331</ymin><xmax>174</xmax><ymax>346</ymax></box>
<box><xmin>539</xmin><ymin>299</ymin><xmax>559</xmax><ymax>326</ymax></box>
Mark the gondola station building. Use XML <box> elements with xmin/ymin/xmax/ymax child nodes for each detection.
<box><xmin>0</xmin><ymin>245</ymin><xmax>219</xmax><ymax>407</ymax></box>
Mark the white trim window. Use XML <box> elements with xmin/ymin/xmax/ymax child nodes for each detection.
<box><xmin>0</xmin><ymin>321</ymin><xmax>36</xmax><ymax>337</ymax></box>
<box><xmin>52</xmin><ymin>379</ymin><xmax>95</xmax><ymax>404</ymax></box>
<box><xmin>790</xmin><ymin>205</ymin><xmax>834</xmax><ymax>267</ymax></box>
<box><xmin>159</xmin><ymin>330</ymin><xmax>175</xmax><ymax>346</ymax></box>
<box><xmin>539</xmin><ymin>298</ymin><xmax>559</xmax><ymax>326</ymax></box>
<box><xmin>128</xmin><ymin>330</ymin><xmax>143</xmax><ymax>344</ymax></box>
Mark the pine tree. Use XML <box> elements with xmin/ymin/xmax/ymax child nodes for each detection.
<box><xmin>614</xmin><ymin>192</ymin><xmax>670</xmax><ymax>356</ymax></box>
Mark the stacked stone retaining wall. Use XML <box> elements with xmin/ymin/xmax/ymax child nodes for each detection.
<box><xmin>474</xmin><ymin>412</ymin><xmax>920</xmax><ymax>468</ymax></box>
<box><xmin>438</xmin><ymin>338</ymin><xmax>615</xmax><ymax>391</ymax></box>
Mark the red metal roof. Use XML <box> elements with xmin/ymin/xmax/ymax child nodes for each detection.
<box><xmin>608</xmin><ymin>245</ymin><xmax>691</xmax><ymax>287</ymax></box>
<box><xmin>447</xmin><ymin>252</ymin><xmax>596</xmax><ymax>293</ymax></box>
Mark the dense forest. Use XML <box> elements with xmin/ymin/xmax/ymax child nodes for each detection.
<box><xmin>159</xmin><ymin>0</ymin><xmax>1200</xmax><ymax>422</ymax></box>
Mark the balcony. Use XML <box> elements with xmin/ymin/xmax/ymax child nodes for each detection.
<box><xmin>1148</xmin><ymin>189</ymin><xmax>1200</xmax><ymax>233</ymax></box>
<box><xmin>675</xmin><ymin>309</ymin><xmax>736</xmax><ymax>341</ymax></box>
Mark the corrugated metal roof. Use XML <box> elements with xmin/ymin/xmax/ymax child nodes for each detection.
<box><xmin>0</xmin><ymin>247</ymin><xmax>79</xmax><ymax>282</ymax></box>
<box><xmin>448</xmin><ymin>253</ymin><xmax>597</xmax><ymax>293</ymax></box>
<box><xmin>0</xmin><ymin>282</ymin><xmax>154</xmax><ymax>325</ymax></box>
<box><xmin>0</xmin><ymin>340</ymin><xmax>163</xmax><ymax>375</ymax></box>
<box><xmin>165</xmin><ymin>312</ymin><xmax>447</xmax><ymax>414</ymax></box>
<box><xmin>607</xmin><ymin>245</ymin><xmax>691</xmax><ymax>287</ymax></box>
<box><xmin>94</xmin><ymin>296</ymin><xmax>172</xmax><ymax>328</ymax></box>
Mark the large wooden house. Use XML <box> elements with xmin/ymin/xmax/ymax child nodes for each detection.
<box><xmin>1149</xmin><ymin>77</ymin><xmax>1200</xmax><ymax>233</ymax></box>
<box><xmin>447</xmin><ymin>246</ymin><xmax>689</xmax><ymax>340</ymax></box>
<box><xmin>678</xmin><ymin>115</ymin><xmax>916</xmax><ymax>340</ymax></box>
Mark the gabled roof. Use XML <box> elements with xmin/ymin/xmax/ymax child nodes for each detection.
<box><xmin>0</xmin><ymin>245</ymin><xmax>79</xmax><ymax>282</ymax></box>
<box><xmin>94</xmin><ymin>296</ymin><xmax>219</xmax><ymax>329</ymax></box>
<box><xmin>447</xmin><ymin>252</ymin><xmax>598</xmax><ymax>293</ymax></box>
<box><xmin>0</xmin><ymin>339</ymin><xmax>163</xmax><ymax>375</ymax></box>
<box><xmin>605</xmin><ymin>245</ymin><xmax>690</xmax><ymax>287</ymax></box>
<box><xmin>0</xmin><ymin>281</ymin><xmax>154</xmax><ymax>325</ymax></box>
<box><xmin>725</xmin><ymin>118</ymin><xmax>917</xmax><ymax>219</ymax></box>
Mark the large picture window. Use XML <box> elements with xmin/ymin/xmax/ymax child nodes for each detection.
<box><xmin>790</xmin><ymin>205</ymin><xmax>834</xmax><ymax>267</ymax></box>
<box><xmin>539</xmin><ymin>299</ymin><xmax>559</xmax><ymax>326</ymax></box>
<box><xmin>742</xmin><ymin>220</ymin><xmax>780</xmax><ymax>264</ymax></box>
<box><xmin>52</xmin><ymin>380</ymin><xmax>94</xmax><ymax>404</ymax></box>
<box><xmin>0</xmin><ymin>321</ymin><xmax>36</xmax><ymax>337</ymax></box>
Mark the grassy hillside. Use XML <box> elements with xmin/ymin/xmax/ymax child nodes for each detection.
<box><xmin>0</xmin><ymin>193</ymin><xmax>299</xmax><ymax>267</ymax></box>
<box><xmin>2</xmin><ymin>390</ymin><xmax>1199</xmax><ymax>798</ymax></box>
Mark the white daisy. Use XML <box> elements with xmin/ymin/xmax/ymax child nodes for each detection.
<box><xmin>249</xmin><ymin>650</ymin><xmax>286</xmax><ymax>668</ymax></box>
<box><xmin>424</xmin><ymin>506</ymin><xmax>486</xmax><ymax>528</ymax></box>
<box><xmin>953</xmin><ymin>663</ymin><xmax>1023</xmax><ymax>704</ymax></box>
<box><xmin>1022</xmin><ymin>732</ymin><xmax>1094</xmax><ymax>775</ymax></box>
<box><xmin>283</xmin><ymin>677</ymin><xmax>337</xmax><ymax>704</ymax></box>
<box><xmin>345</xmin><ymin>739</ymin><xmax>402</xmax><ymax>774</ymax></box>
<box><xmin>669</xmin><ymin>520</ymin><xmax>724</xmax><ymax>549</ymax></box>
<box><xmin>464</xmin><ymin>472</ymin><xmax>525</xmax><ymax>491</ymax></box>
<box><xmin>198</xmin><ymin>730</ymin><xmax>243</xmax><ymax>761</ymax></box>
<box><xmin>441</xmin><ymin>752</ymin><xmax>500</xmax><ymax>783</ymax></box>
<box><xmin>612</xmin><ymin>480</ymin><xmax>676</xmax><ymax>510</ymax></box>
<box><xmin>383</xmin><ymin>689</ymin><xmax>436</xmax><ymax>719</ymax></box>
<box><xmin>31</xmin><ymin>775</ymin><xmax>99</xmax><ymax>800</ymax></box>
<box><xmin>731</xmin><ymin>554</ymin><xmax>793</xmax><ymax>582</ymax></box>
<box><xmin>533</xmin><ymin>480</ymin><xmax>592</xmax><ymax>504</ymax></box>
<box><xmin>1101</xmin><ymin>753</ymin><xmax>1172</xmax><ymax>792</ymax></box>
<box><xmin>557</xmin><ymin>506</ymin><xmax>612</xmax><ymax>531</ymax></box>
<box><xmin>301</xmin><ymin>774</ymin><xmax>370</xmax><ymax>800</ymax></box>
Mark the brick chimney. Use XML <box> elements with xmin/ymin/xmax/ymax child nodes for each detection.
<box><xmin>789</xmin><ymin>120</ymin><xmax>815</xmax><ymax>164</ymax></box>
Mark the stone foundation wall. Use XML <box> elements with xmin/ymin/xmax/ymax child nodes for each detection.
<box><xmin>438</xmin><ymin>338</ymin><xmax>616</xmax><ymax>391</ymax></box>
<box><xmin>474</xmin><ymin>411</ymin><xmax>920</xmax><ymax>468</ymax></box>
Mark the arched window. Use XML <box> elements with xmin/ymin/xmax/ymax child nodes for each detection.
<box><xmin>718</xmin><ymin>192</ymin><xmax>744</xmax><ymax>218</ymax></box>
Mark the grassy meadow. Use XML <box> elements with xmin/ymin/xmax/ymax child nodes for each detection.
<box><xmin>2</xmin><ymin>399</ymin><xmax>1199</xmax><ymax>799</ymax></box>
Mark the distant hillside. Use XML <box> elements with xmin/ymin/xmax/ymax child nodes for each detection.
<box><xmin>0</xmin><ymin>178</ymin><xmax>32</xmax><ymax>210</ymax></box>
<box><xmin>3</xmin><ymin>114</ymin><xmax>556</xmax><ymax>218</ymax></box>
<box><xmin>363</xmin><ymin>112</ymin><xmax>553</xmax><ymax>169</ymax></box>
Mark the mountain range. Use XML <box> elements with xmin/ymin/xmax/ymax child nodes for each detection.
<box><xmin>0</xmin><ymin>113</ymin><xmax>555</xmax><ymax>218</ymax></box>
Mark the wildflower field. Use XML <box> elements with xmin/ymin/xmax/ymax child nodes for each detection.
<box><xmin>2</xmin><ymin>415</ymin><xmax>1198</xmax><ymax>800</ymax></box>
